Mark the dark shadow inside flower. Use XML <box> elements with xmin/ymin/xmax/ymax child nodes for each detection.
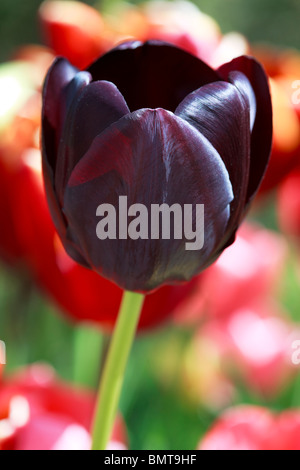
<box><xmin>88</xmin><ymin>41</ymin><xmax>220</xmax><ymax>112</ymax></box>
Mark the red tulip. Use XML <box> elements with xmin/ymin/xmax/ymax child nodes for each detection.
<box><xmin>38</xmin><ymin>0</ymin><xmax>249</xmax><ymax>69</ymax></box>
<box><xmin>195</xmin><ymin>303</ymin><xmax>294</xmax><ymax>396</ymax></box>
<box><xmin>0</xmin><ymin>364</ymin><xmax>127</xmax><ymax>450</ymax></box>
<box><xmin>198</xmin><ymin>406</ymin><xmax>274</xmax><ymax>450</ymax></box>
<box><xmin>0</xmin><ymin>159</ymin><xmax>24</xmax><ymax>265</ymax></box>
<box><xmin>39</xmin><ymin>1</ymin><xmax>113</xmax><ymax>70</ymax></box>
<box><xmin>198</xmin><ymin>406</ymin><xmax>300</xmax><ymax>450</ymax></box>
<box><xmin>267</xmin><ymin>411</ymin><xmax>300</xmax><ymax>451</ymax></box>
<box><xmin>0</xmin><ymin>94</ymin><xmax>42</xmax><ymax>265</ymax></box>
<box><xmin>200</xmin><ymin>223</ymin><xmax>287</xmax><ymax>319</ymax></box>
<box><xmin>124</xmin><ymin>0</ymin><xmax>221</xmax><ymax>61</ymax></box>
<box><xmin>278</xmin><ymin>168</ymin><xmax>300</xmax><ymax>240</ymax></box>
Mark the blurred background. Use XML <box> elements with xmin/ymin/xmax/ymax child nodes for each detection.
<box><xmin>1</xmin><ymin>0</ymin><xmax>300</xmax><ymax>62</ymax></box>
<box><xmin>0</xmin><ymin>0</ymin><xmax>300</xmax><ymax>451</ymax></box>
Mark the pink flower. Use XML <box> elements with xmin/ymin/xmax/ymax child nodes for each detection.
<box><xmin>200</xmin><ymin>224</ymin><xmax>287</xmax><ymax>320</ymax></box>
<box><xmin>0</xmin><ymin>364</ymin><xmax>127</xmax><ymax>450</ymax></box>
<box><xmin>198</xmin><ymin>406</ymin><xmax>300</xmax><ymax>450</ymax></box>
<box><xmin>193</xmin><ymin>303</ymin><xmax>295</xmax><ymax>396</ymax></box>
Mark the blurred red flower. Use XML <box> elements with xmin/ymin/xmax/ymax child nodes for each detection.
<box><xmin>174</xmin><ymin>223</ymin><xmax>287</xmax><ymax>325</ymax></box>
<box><xmin>198</xmin><ymin>303</ymin><xmax>295</xmax><ymax>396</ymax></box>
<box><xmin>200</xmin><ymin>223</ymin><xmax>287</xmax><ymax>320</ymax></box>
<box><xmin>278</xmin><ymin>168</ymin><xmax>300</xmax><ymax>241</ymax></box>
<box><xmin>0</xmin><ymin>364</ymin><xmax>127</xmax><ymax>450</ymax></box>
<box><xmin>198</xmin><ymin>406</ymin><xmax>300</xmax><ymax>450</ymax></box>
<box><xmin>0</xmin><ymin>47</ymin><xmax>53</xmax><ymax>266</ymax></box>
<box><xmin>183</xmin><ymin>302</ymin><xmax>295</xmax><ymax>399</ymax></box>
<box><xmin>39</xmin><ymin>1</ymin><xmax>114</xmax><ymax>70</ymax></box>
<box><xmin>38</xmin><ymin>0</ymin><xmax>249</xmax><ymax>69</ymax></box>
<box><xmin>253</xmin><ymin>48</ymin><xmax>300</xmax><ymax>195</ymax></box>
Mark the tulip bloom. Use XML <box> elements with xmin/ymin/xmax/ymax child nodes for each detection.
<box><xmin>0</xmin><ymin>55</ymin><xmax>205</xmax><ymax>330</ymax></box>
<box><xmin>198</xmin><ymin>406</ymin><xmax>300</xmax><ymax>450</ymax></box>
<box><xmin>0</xmin><ymin>365</ymin><xmax>127</xmax><ymax>450</ymax></box>
<box><xmin>42</xmin><ymin>41</ymin><xmax>272</xmax><ymax>292</ymax></box>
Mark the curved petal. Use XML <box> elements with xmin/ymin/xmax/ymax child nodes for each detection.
<box><xmin>42</xmin><ymin>58</ymin><xmax>79</xmax><ymax>237</ymax></box>
<box><xmin>175</xmin><ymin>81</ymin><xmax>250</xmax><ymax>239</ymax></box>
<box><xmin>42</xmin><ymin>60</ymin><xmax>91</xmax><ymax>264</ymax></box>
<box><xmin>218</xmin><ymin>56</ymin><xmax>273</xmax><ymax>205</ymax></box>
<box><xmin>42</xmin><ymin>57</ymin><xmax>78</xmax><ymax>138</ymax></box>
<box><xmin>54</xmin><ymin>71</ymin><xmax>92</xmax><ymax>204</ymax></box>
<box><xmin>228</xmin><ymin>71</ymin><xmax>257</xmax><ymax>131</ymax></box>
<box><xmin>55</xmin><ymin>80</ymin><xmax>130</xmax><ymax>204</ymax></box>
<box><xmin>87</xmin><ymin>41</ymin><xmax>220</xmax><ymax>112</ymax></box>
<box><xmin>63</xmin><ymin>108</ymin><xmax>233</xmax><ymax>292</ymax></box>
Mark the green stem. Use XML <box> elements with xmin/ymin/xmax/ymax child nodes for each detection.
<box><xmin>73</xmin><ymin>324</ymin><xmax>103</xmax><ymax>388</ymax></box>
<box><xmin>91</xmin><ymin>291</ymin><xmax>145</xmax><ymax>450</ymax></box>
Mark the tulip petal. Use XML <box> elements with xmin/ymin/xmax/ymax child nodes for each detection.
<box><xmin>63</xmin><ymin>108</ymin><xmax>233</xmax><ymax>292</ymax></box>
<box><xmin>175</xmin><ymin>81</ymin><xmax>250</xmax><ymax>239</ymax></box>
<box><xmin>55</xmin><ymin>80</ymin><xmax>130</xmax><ymax>204</ymax></box>
<box><xmin>42</xmin><ymin>61</ymin><xmax>92</xmax><ymax>265</ymax></box>
<box><xmin>42</xmin><ymin>57</ymin><xmax>78</xmax><ymax>137</ymax></box>
<box><xmin>42</xmin><ymin>58</ymin><xmax>78</xmax><ymax>236</ymax></box>
<box><xmin>228</xmin><ymin>71</ymin><xmax>257</xmax><ymax>131</ymax></box>
<box><xmin>218</xmin><ymin>57</ymin><xmax>272</xmax><ymax>205</ymax></box>
<box><xmin>54</xmin><ymin>71</ymin><xmax>92</xmax><ymax>204</ymax></box>
<box><xmin>87</xmin><ymin>41</ymin><xmax>220</xmax><ymax>112</ymax></box>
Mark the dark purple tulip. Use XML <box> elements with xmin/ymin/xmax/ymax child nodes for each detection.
<box><xmin>42</xmin><ymin>41</ymin><xmax>272</xmax><ymax>292</ymax></box>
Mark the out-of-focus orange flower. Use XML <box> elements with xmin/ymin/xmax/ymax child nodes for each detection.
<box><xmin>253</xmin><ymin>47</ymin><xmax>300</xmax><ymax>195</ymax></box>
<box><xmin>198</xmin><ymin>405</ymin><xmax>300</xmax><ymax>450</ymax></box>
<box><xmin>0</xmin><ymin>364</ymin><xmax>127</xmax><ymax>450</ymax></box>
<box><xmin>274</xmin><ymin>53</ymin><xmax>300</xmax><ymax>247</ymax></box>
